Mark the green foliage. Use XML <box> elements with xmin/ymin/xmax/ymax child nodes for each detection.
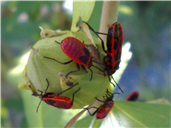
<box><xmin>3</xmin><ymin>1</ymin><xmax>170</xmax><ymax>128</ymax></box>
<box><xmin>71</xmin><ymin>1</ymin><xmax>96</xmax><ymax>32</ymax></box>
<box><xmin>74</xmin><ymin>102</ymin><xmax>170</xmax><ymax>127</ymax></box>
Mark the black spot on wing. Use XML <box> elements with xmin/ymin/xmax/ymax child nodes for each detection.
<box><xmin>107</xmin><ymin>27</ymin><xmax>113</xmax><ymax>52</ymax></box>
<box><xmin>47</xmin><ymin>99</ymin><xmax>56</xmax><ymax>106</ymax></box>
<box><xmin>79</xmin><ymin>47</ymin><xmax>90</xmax><ymax>64</ymax></box>
<box><xmin>114</xmin><ymin>41</ymin><xmax>118</xmax><ymax>50</ymax></box>
<box><xmin>115</xmin><ymin>49</ymin><xmax>120</xmax><ymax>61</ymax></box>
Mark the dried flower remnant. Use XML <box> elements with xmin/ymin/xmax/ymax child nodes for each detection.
<box><xmin>39</xmin><ymin>26</ymin><xmax>69</xmax><ymax>39</ymax></box>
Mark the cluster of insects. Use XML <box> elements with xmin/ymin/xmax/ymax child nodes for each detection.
<box><xmin>33</xmin><ymin>22</ymin><xmax>139</xmax><ymax>119</ymax></box>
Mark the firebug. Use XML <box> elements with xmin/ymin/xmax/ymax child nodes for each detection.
<box><xmin>33</xmin><ymin>78</ymin><xmax>80</xmax><ymax>112</ymax></box>
<box><xmin>44</xmin><ymin>37</ymin><xmax>103</xmax><ymax>81</ymax></box>
<box><xmin>125</xmin><ymin>91</ymin><xmax>139</xmax><ymax>101</ymax></box>
<box><xmin>86</xmin><ymin>89</ymin><xmax>119</xmax><ymax>119</ymax></box>
<box><xmin>83</xmin><ymin>22</ymin><xmax>124</xmax><ymax>93</ymax></box>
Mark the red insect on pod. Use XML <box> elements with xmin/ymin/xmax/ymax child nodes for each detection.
<box><xmin>86</xmin><ymin>89</ymin><xmax>119</xmax><ymax>119</ymax></box>
<box><xmin>83</xmin><ymin>22</ymin><xmax>124</xmax><ymax>93</ymax></box>
<box><xmin>104</xmin><ymin>23</ymin><xmax>123</xmax><ymax>75</ymax></box>
<box><xmin>33</xmin><ymin>78</ymin><xmax>80</xmax><ymax>112</ymax></box>
<box><xmin>125</xmin><ymin>91</ymin><xmax>139</xmax><ymax>101</ymax></box>
<box><xmin>44</xmin><ymin>37</ymin><xmax>104</xmax><ymax>81</ymax></box>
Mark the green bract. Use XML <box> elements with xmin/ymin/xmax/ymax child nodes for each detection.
<box><xmin>71</xmin><ymin>1</ymin><xmax>95</xmax><ymax>32</ymax></box>
<box><xmin>21</xmin><ymin>31</ymin><xmax>109</xmax><ymax>109</ymax></box>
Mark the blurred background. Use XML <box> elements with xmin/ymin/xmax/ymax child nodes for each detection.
<box><xmin>1</xmin><ymin>1</ymin><xmax>170</xmax><ymax>127</ymax></box>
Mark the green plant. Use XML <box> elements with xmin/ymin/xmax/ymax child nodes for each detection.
<box><xmin>15</xmin><ymin>1</ymin><xmax>170</xmax><ymax>128</ymax></box>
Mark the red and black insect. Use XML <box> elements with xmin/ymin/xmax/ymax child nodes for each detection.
<box><xmin>104</xmin><ymin>23</ymin><xmax>123</xmax><ymax>75</ymax></box>
<box><xmin>83</xmin><ymin>22</ymin><xmax>124</xmax><ymax>93</ymax></box>
<box><xmin>44</xmin><ymin>37</ymin><xmax>103</xmax><ymax>81</ymax></box>
<box><xmin>125</xmin><ymin>91</ymin><xmax>139</xmax><ymax>101</ymax></box>
<box><xmin>33</xmin><ymin>78</ymin><xmax>80</xmax><ymax>112</ymax></box>
<box><xmin>86</xmin><ymin>89</ymin><xmax>119</xmax><ymax>119</ymax></box>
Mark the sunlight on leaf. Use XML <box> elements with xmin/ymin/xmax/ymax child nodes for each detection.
<box><xmin>7</xmin><ymin>51</ymin><xmax>30</xmax><ymax>87</ymax></box>
<box><xmin>147</xmin><ymin>98</ymin><xmax>170</xmax><ymax>105</ymax></box>
<box><xmin>9</xmin><ymin>51</ymin><xmax>30</xmax><ymax>76</ymax></box>
<box><xmin>118</xmin><ymin>5</ymin><xmax>133</xmax><ymax>15</ymax></box>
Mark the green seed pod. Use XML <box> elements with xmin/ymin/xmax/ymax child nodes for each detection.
<box><xmin>20</xmin><ymin>30</ymin><xmax>110</xmax><ymax>109</ymax></box>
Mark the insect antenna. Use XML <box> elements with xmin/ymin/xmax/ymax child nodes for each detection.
<box><xmin>55</xmin><ymin>40</ymin><xmax>61</xmax><ymax>44</ymax></box>
<box><xmin>36</xmin><ymin>78</ymin><xmax>50</xmax><ymax>113</ymax></box>
<box><xmin>36</xmin><ymin>97</ymin><xmax>43</xmax><ymax>113</ymax></box>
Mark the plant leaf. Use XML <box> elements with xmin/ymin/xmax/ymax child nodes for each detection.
<box><xmin>71</xmin><ymin>1</ymin><xmax>96</xmax><ymax>32</ymax></box>
<box><xmin>73</xmin><ymin>101</ymin><xmax>171</xmax><ymax>127</ymax></box>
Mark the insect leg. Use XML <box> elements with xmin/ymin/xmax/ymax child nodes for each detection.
<box><xmin>91</xmin><ymin>64</ymin><xmax>104</xmax><ymax>72</ymax></box>
<box><xmin>83</xmin><ymin>21</ymin><xmax>107</xmax><ymax>53</ymax></box>
<box><xmin>66</xmin><ymin>63</ymin><xmax>80</xmax><ymax>77</ymax></box>
<box><xmin>57</xmin><ymin>83</ymin><xmax>79</xmax><ymax>96</ymax></box>
<box><xmin>111</xmin><ymin>76</ymin><xmax>124</xmax><ymax>93</ymax></box>
<box><xmin>44</xmin><ymin>78</ymin><xmax>50</xmax><ymax>93</ymax></box>
<box><xmin>85</xmin><ymin>107</ymin><xmax>99</xmax><ymax>116</ymax></box>
<box><xmin>71</xmin><ymin>88</ymin><xmax>81</xmax><ymax>105</ymax></box>
<box><xmin>44</xmin><ymin>56</ymin><xmax>73</xmax><ymax>65</ymax></box>
<box><xmin>36</xmin><ymin>78</ymin><xmax>51</xmax><ymax>113</ymax></box>
<box><xmin>81</xmin><ymin>65</ymin><xmax>93</xmax><ymax>81</ymax></box>
<box><xmin>81</xmin><ymin>65</ymin><xmax>88</xmax><ymax>73</ymax></box>
<box><xmin>88</xmin><ymin>68</ymin><xmax>93</xmax><ymax>81</ymax></box>
<box><xmin>92</xmin><ymin>60</ymin><xmax>105</xmax><ymax>66</ymax></box>
<box><xmin>95</xmin><ymin>97</ymin><xmax>105</xmax><ymax>103</ymax></box>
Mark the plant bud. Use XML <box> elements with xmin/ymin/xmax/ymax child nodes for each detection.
<box><xmin>19</xmin><ymin>31</ymin><xmax>110</xmax><ymax>108</ymax></box>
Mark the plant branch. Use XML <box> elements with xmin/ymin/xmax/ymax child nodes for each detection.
<box><xmin>99</xmin><ymin>1</ymin><xmax>120</xmax><ymax>46</ymax></box>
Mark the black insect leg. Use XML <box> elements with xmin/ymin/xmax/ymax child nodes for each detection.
<box><xmin>44</xmin><ymin>78</ymin><xmax>50</xmax><ymax>93</ymax></box>
<box><xmin>66</xmin><ymin>63</ymin><xmax>81</xmax><ymax>77</ymax></box>
<box><xmin>81</xmin><ymin>65</ymin><xmax>88</xmax><ymax>73</ymax></box>
<box><xmin>108</xmin><ymin>76</ymin><xmax>115</xmax><ymax>87</ymax></box>
<box><xmin>110</xmin><ymin>76</ymin><xmax>124</xmax><ymax>93</ymax></box>
<box><xmin>71</xmin><ymin>88</ymin><xmax>81</xmax><ymax>105</ymax></box>
<box><xmin>81</xmin><ymin>65</ymin><xmax>92</xmax><ymax>81</ymax></box>
<box><xmin>92</xmin><ymin>64</ymin><xmax>104</xmax><ymax>72</ymax></box>
<box><xmin>88</xmin><ymin>68</ymin><xmax>93</xmax><ymax>81</ymax></box>
<box><xmin>92</xmin><ymin>60</ymin><xmax>105</xmax><ymax>66</ymax></box>
<box><xmin>83</xmin><ymin>21</ymin><xmax>107</xmax><ymax>53</ymax></box>
<box><xmin>44</xmin><ymin>56</ymin><xmax>73</xmax><ymax>65</ymax></box>
<box><xmin>57</xmin><ymin>83</ymin><xmax>79</xmax><ymax>96</ymax></box>
<box><xmin>85</xmin><ymin>106</ymin><xmax>99</xmax><ymax>116</ymax></box>
<box><xmin>95</xmin><ymin>97</ymin><xmax>105</xmax><ymax>103</ymax></box>
<box><xmin>36</xmin><ymin>78</ymin><xmax>50</xmax><ymax>113</ymax></box>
